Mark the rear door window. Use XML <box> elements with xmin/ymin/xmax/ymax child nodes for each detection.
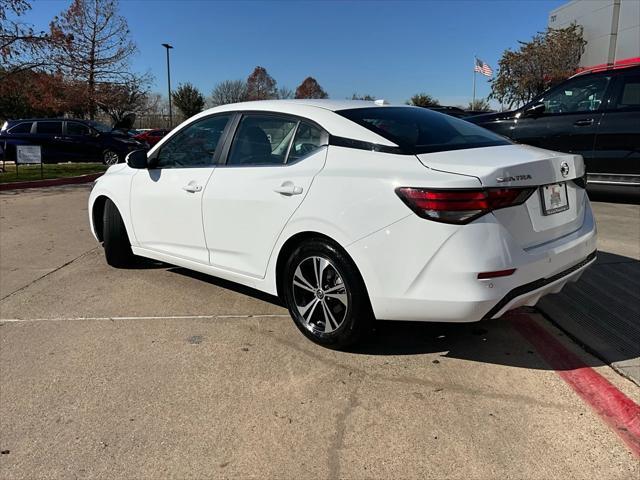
<box><xmin>287</xmin><ymin>122</ymin><xmax>326</xmax><ymax>163</ymax></box>
<box><xmin>337</xmin><ymin>107</ymin><xmax>510</xmax><ymax>154</ymax></box>
<box><xmin>226</xmin><ymin>114</ymin><xmax>298</xmax><ymax>166</ymax></box>
<box><xmin>614</xmin><ymin>75</ymin><xmax>640</xmax><ymax>110</ymax></box>
<box><xmin>36</xmin><ymin>121</ymin><xmax>62</xmax><ymax>135</ymax></box>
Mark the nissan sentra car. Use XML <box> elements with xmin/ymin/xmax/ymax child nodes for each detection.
<box><xmin>88</xmin><ymin>100</ymin><xmax>597</xmax><ymax>348</ymax></box>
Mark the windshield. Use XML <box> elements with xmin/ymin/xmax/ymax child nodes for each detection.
<box><xmin>337</xmin><ymin>107</ymin><xmax>510</xmax><ymax>154</ymax></box>
<box><xmin>87</xmin><ymin>121</ymin><xmax>112</xmax><ymax>133</ymax></box>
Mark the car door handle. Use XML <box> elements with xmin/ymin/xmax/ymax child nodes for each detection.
<box><xmin>182</xmin><ymin>183</ymin><xmax>202</xmax><ymax>193</ymax></box>
<box><xmin>274</xmin><ymin>182</ymin><xmax>303</xmax><ymax>196</ymax></box>
<box><xmin>574</xmin><ymin>118</ymin><xmax>594</xmax><ymax>127</ymax></box>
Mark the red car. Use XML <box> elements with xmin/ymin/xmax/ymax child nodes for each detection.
<box><xmin>134</xmin><ymin>128</ymin><xmax>169</xmax><ymax>147</ymax></box>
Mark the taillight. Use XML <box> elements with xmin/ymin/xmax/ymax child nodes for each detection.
<box><xmin>395</xmin><ymin>187</ymin><xmax>535</xmax><ymax>224</ymax></box>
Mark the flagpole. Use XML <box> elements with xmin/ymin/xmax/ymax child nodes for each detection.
<box><xmin>472</xmin><ymin>55</ymin><xmax>477</xmax><ymax>108</ymax></box>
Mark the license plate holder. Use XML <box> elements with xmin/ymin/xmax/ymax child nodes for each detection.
<box><xmin>540</xmin><ymin>182</ymin><xmax>569</xmax><ymax>215</ymax></box>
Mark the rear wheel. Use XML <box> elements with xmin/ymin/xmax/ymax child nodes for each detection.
<box><xmin>102</xmin><ymin>199</ymin><xmax>135</xmax><ymax>268</ymax></box>
<box><xmin>282</xmin><ymin>239</ymin><xmax>372</xmax><ymax>349</ymax></box>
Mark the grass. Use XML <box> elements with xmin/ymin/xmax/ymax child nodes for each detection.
<box><xmin>0</xmin><ymin>162</ymin><xmax>107</xmax><ymax>184</ymax></box>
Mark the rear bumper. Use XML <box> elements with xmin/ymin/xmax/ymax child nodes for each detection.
<box><xmin>482</xmin><ymin>250</ymin><xmax>596</xmax><ymax>319</ymax></box>
<box><xmin>346</xmin><ymin>198</ymin><xmax>597</xmax><ymax>322</ymax></box>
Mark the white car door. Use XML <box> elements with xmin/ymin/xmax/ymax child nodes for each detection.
<box><xmin>202</xmin><ymin>114</ymin><xmax>328</xmax><ymax>277</ymax></box>
<box><xmin>130</xmin><ymin>114</ymin><xmax>232</xmax><ymax>263</ymax></box>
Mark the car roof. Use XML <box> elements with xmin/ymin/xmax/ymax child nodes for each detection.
<box><xmin>160</xmin><ymin>100</ymin><xmax>406</xmax><ymax>149</ymax></box>
<box><xmin>6</xmin><ymin>118</ymin><xmax>87</xmax><ymax>123</ymax></box>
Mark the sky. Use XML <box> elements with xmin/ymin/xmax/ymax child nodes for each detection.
<box><xmin>21</xmin><ymin>0</ymin><xmax>566</xmax><ymax>106</ymax></box>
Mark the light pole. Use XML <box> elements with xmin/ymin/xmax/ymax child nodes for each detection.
<box><xmin>162</xmin><ymin>43</ymin><xmax>174</xmax><ymax>127</ymax></box>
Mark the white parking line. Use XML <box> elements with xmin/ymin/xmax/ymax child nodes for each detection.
<box><xmin>0</xmin><ymin>314</ymin><xmax>291</xmax><ymax>323</ymax></box>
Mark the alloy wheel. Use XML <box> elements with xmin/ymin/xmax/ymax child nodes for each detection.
<box><xmin>291</xmin><ymin>256</ymin><xmax>349</xmax><ymax>334</ymax></box>
<box><xmin>103</xmin><ymin>150</ymin><xmax>120</xmax><ymax>166</ymax></box>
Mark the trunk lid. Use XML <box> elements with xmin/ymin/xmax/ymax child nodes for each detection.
<box><xmin>416</xmin><ymin>144</ymin><xmax>588</xmax><ymax>250</ymax></box>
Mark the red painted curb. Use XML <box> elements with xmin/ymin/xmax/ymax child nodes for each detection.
<box><xmin>511</xmin><ymin>312</ymin><xmax>640</xmax><ymax>458</ymax></box>
<box><xmin>0</xmin><ymin>172</ymin><xmax>103</xmax><ymax>191</ymax></box>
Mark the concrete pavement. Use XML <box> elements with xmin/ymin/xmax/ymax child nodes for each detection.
<box><xmin>1</xmin><ymin>185</ymin><xmax>639</xmax><ymax>479</ymax></box>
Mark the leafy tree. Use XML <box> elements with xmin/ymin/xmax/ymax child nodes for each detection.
<box><xmin>491</xmin><ymin>24</ymin><xmax>586</xmax><ymax>108</ymax></box>
<box><xmin>50</xmin><ymin>0</ymin><xmax>138</xmax><ymax>118</ymax></box>
<box><xmin>467</xmin><ymin>98</ymin><xmax>492</xmax><ymax>112</ymax></box>
<box><xmin>408</xmin><ymin>93</ymin><xmax>439</xmax><ymax>107</ymax></box>
<box><xmin>351</xmin><ymin>93</ymin><xmax>375</xmax><ymax>100</ymax></box>
<box><xmin>171</xmin><ymin>82</ymin><xmax>204</xmax><ymax>118</ymax></box>
<box><xmin>246</xmin><ymin>66</ymin><xmax>277</xmax><ymax>100</ymax></box>
<box><xmin>277</xmin><ymin>86</ymin><xmax>294</xmax><ymax>99</ymax></box>
<box><xmin>210</xmin><ymin>79</ymin><xmax>248</xmax><ymax>106</ymax></box>
<box><xmin>295</xmin><ymin>77</ymin><xmax>328</xmax><ymax>99</ymax></box>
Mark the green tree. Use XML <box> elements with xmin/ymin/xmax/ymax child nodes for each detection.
<box><xmin>246</xmin><ymin>66</ymin><xmax>277</xmax><ymax>100</ymax></box>
<box><xmin>491</xmin><ymin>24</ymin><xmax>586</xmax><ymax>108</ymax></box>
<box><xmin>172</xmin><ymin>82</ymin><xmax>205</xmax><ymax>118</ymax></box>
<box><xmin>408</xmin><ymin>93</ymin><xmax>439</xmax><ymax>107</ymax></box>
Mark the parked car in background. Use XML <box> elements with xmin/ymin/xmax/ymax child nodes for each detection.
<box><xmin>134</xmin><ymin>128</ymin><xmax>170</xmax><ymax>147</ymax></box>
<box><xmin>0</xmin><ymin>118</ymin><xmax>147</xmax><ymax>165</ymax></box>
<box><xmin>468</xmin><ymin>64</ymin><xmax>640</xmax><ymax>191</ymax></box>
<box><xmin>89</xmin><ymin>100</ymin><xmax>596</xmax><ymax>348</ymax></box>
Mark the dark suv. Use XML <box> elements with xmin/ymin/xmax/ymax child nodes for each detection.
<box><xmin>0</xmin><ymin>118</ymin><xmax>146</xmax><ymax>165</ymax></box>
<box><xmin>468</xmin><ymin>65</ymin><xmax>640</xmax><ymax>190</ymax></box>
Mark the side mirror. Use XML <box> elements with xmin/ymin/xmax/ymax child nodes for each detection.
<box><xmin>524</xmin><ymin>102</ymin><xmax>545</xmax><ymax>117</ymax></box>
<box><xmin>126</xmin><ymin>149</ymin><xmax>148</xmax><ymax>169</ymax></box>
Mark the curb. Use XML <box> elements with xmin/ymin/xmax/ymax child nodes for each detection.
<box><xmin>0</xmin><ymin>172</ymin><xmax>104</xmax><ymax>191</ymax></box>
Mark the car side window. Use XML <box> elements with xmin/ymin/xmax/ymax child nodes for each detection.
<box><xmin>36</xmin><ymin>121</ymin><xmax>62</xmax><ymax>135</ymax></box>
<box><xmin>67</xmin><ymin>122</ymin><xmax>90</xmax><ymax>136</ymax></box>
<box><xmin>614</xmin><ymin>75</ymin><xmax>640</xmax><ymax>110</ymax></box>
<box><xmin>227</xmin><ymin>114</ymin><xmax>297</xmax><ymax>166</ymax></box>
<box><xmin>539</xmin><ymin>76</ymin><xmax>611</xmax><ymax>114</ymax></box>
<box><xmin>8</xmin><ymin>122</ymin><xmax>32</xmax><ymax>134</ymax></box>
<box><xmin>156</xmin><ymin>115</ymin><xmax>231</xmax><ymax>168</ymax></box>
<box><xmin>287</xmin><ymin>122</ymin><xmax>326</xmax><ymax>163</ymax></box>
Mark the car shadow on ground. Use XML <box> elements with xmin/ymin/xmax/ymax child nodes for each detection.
<box><xmin>164</xmin><ymin>256</ymin><xmax>639</xmax><ymax>373</ymax></box>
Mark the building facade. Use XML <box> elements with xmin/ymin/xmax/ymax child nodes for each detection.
<box><xmin>548</xmin><ymin>0</ymin><xmax>639</xmax><ymax>69</ymax></box>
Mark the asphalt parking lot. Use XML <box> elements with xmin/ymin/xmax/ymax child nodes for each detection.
<box><xmin>1</xmin><ymin>185</ymin><xmax>639</xmax><ymax>479</ymax></box>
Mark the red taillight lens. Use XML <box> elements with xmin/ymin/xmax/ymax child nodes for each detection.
<box><xmin>395</xmin><ymin>187</ymin><xmax>535</xmax><ymax>224</ymax></box>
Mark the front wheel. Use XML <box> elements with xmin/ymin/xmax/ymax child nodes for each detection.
<box><xmin>282</xmin><ymin>239</ymin><xmax>372</xmax><ymax>349</ymax></box>
<box><xmin>102</xmin><ymin>199</ymin><xmax>135</xmax><ymax>268</ymax></box>
<box><xmin>102</xmin><ymin>149</ymin><xmax>120</xmax><ymax>166</ymax></box>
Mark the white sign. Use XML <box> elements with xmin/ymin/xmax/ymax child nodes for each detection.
<box><xmin>16</xmin><ymin>145</ymin><xmax>42</xmax><ymax>164</ymax></box>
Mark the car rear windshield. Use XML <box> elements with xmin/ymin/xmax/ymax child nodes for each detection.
<box><xmin>337</xmin><ymin>107</ymin><xmax>510</xmax><ymax>154</ymax></box>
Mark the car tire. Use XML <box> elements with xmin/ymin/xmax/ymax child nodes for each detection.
<box><xmin>103</xmin><ymin>199</ymin><xmax>135</xmax><ymax>268</ymax></box>
<box><xmin>282</xmin><ymin>239</ymin><xmax>373</xmax><ymax>349</ymax></box>
<box><xmin>102</xmin><ymin>149</ymin><xmax>121</xmax><ymax>166</ymax></box>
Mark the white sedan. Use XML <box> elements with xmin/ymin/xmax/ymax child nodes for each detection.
<box><xmin>89</xmin><ymin>100</ymin><xmax>597</xmax><ymax>348</ymax></box>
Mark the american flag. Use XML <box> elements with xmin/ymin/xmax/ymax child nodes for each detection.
<box><xmin>474</xmin><ymin>58</ymin><xmax>493</xmax><ymax>77</ymax></box>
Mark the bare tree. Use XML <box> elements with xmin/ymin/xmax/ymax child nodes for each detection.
<box><xmin>97</xmin><ymin>75</ymin><xmax>151</xmax><ymax>127</ymax></box>
<box><xmin>467</xmin><ymin>98</ymin><xmax>492</xmax><ymax>112</ymax></box>
<box><xmin>351</xmin><ymin>93</ymin><xmax>375</xmax><ymax>100</ymax></box>
<box><xmin>0</xmin><ymin>0</ymin><xmax>66</xmax><ymax>79</ymax></box>
<box><xmin>172</xmin><ymin>82</ymin><xmax>205</xmax><ymax>118</ymax></box>
<box><xmin>246</xmin><ymin>66</ymin><xmax>277</xmax><ymax>100</ymax></box>
<box><xmin>491</xmin><ymin>24</ymin><xmax>586</xmax><ymax>108</ymax></box>
<box><xmin>295</xmin><ymin>77</ymin><xmax>328</xmax><ymax>99</ymax></box>
<box><xmin>50</xmin><ymin>0</ymin><xmax>138</xmax><ymax>118</ymax></box>
<box><xmin>277</xmin><ymin>86</ymin><xmax>294</xmax><ymax>99</ymax></box>
<box><xmin>210</xmin><ymin>79</ymin><xmax>247</xmax><ymax>106</ymax></box>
